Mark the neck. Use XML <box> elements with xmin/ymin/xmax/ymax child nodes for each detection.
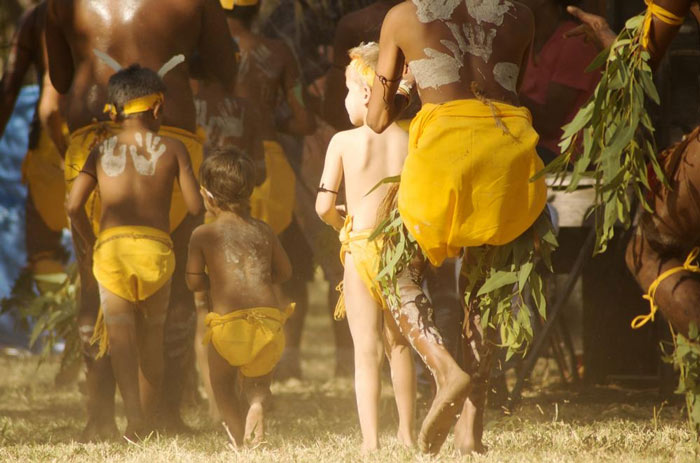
<box><xmin>122</xmin><ymin>115</ymin><xmax>157</xmax><ymax>133</ymax></box>
<box><xmin>226</xmin><ymin>17</ymin><xmax>249</xmax><ymax>36</ymax></box>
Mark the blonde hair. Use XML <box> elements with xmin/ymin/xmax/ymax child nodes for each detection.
<box><xmin>347</xmin><ymin>42</ymin><xmax>379</xmax><ymax>87</ymax></box>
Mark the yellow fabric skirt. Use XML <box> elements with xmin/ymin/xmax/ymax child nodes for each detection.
<box><xmin>339</xmin><ymin>215</ymin><xmax>385</xmax><ymax>308</ymax></box>
<box><xmin>64</xmin><ymin>123</ymin><xmax>204</xmax><ymax>234</ymax></box>
<box><xmin>92</xmin><ymin>225</ymin><xmax>175</xmax><ymax>302</ymax></box>
<box><xmin>22</xmin><ymin>127</ymin><xmax>68</xmax><ymax>232</ymax></box>
<box><xmin>399</xmin><ymin>99</ymin><xmax>547</xmax><ymax>266</ymax></box>
<box><xmin>250</xmin><ymin>140</ymin><xmax>296</xmax><ymax>234</ymax></box>
<box><xmin>204</xmin><ymin>304</ymin><xmax>295</xmax><ymax>377</ymax></box>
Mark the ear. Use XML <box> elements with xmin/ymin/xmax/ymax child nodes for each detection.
<box><xmin>108</xmin><ymin>111</ymin><xmax>118</xmax><ymax>123</ymax></box>
<box><xmin>152</xmin><ymin>100</ymin><xmax>163</xmax><ymax>120</ymax></box>
<box><xmin>362</xmin><ymin>84</ymin><xmax>371</xmax><ymax>105</ymax></box>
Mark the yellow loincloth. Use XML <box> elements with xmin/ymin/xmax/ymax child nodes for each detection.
<box><xmin>250</xmin><ymin>140</ymin><xmax>296</xmax><ymax>234</ymax></box>
<box><xmin>22</xmin><ymin>127</ymin><xmax>69</xmax><ymax>232</ymax></box>
<box><xmin>92</xmin><ymin>225</ymin><xmax>175</xmax><ymax>302</ymax></box>
<box><xmin>64</xmin><ymin>123</ymin><xmax>204</xmax><ymax>234</ymax></box>
<box><xmin>334</xmin><ymin>216</ymin><xmax>385</xmax><ymax>320</ymax></box>
<box><xmin>398</xmin><ymin>99</ymin><xmax>547</xmax><ymax>267</ymax></box>
<box><xmin>204</xmin><ymin>304</ymin><xmax>295</xmax><ymax>377</ymax></box>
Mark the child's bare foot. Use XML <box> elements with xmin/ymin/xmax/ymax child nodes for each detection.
<box><xmin>418</xmin><ymin>368</ymin><xmax>471</xmax><ymax>454</ymax></box>
<box><xmin>397</xmin><ymin>430</ymin><xmax>415</xmax><ymax>447</ymax></box>
<box><xmin>123</xmin><ymin>421</ymin><xmax>150</xmax><ymax>443</ymax></box>
<box><xmin>79</xmin><ymin>417</ymin><xmax>119</xmax><ymax>442</ymax></box>
<box><xmin>361</xmin><ymin>441</ymin><xmax>379</xmax><ymax>455</ymax></box>
<box><xmin>244</xmin><ymin>402</ymin><xmax>264</xmax><ymax>446</ymax></box>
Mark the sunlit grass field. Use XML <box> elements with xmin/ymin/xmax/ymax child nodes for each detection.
<box><xmin>0</xmin><ymin>277</ymin><xmax>697</xmax><ymax>462</ymax></box>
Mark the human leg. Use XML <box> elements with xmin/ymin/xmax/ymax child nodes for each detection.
<box><xmin>136</xmin><ymin>281</ymin><xmax>171</xmax><ymax>424</ymax></box>
<box><xmin>208</xmin><ymin>344</ymin><xmax>245</xmax><ymax>446</ymax></box>
<box><xmin>344</xmin><ymin>255</ymin><xmax>384</xmax><ymax>452</ymax></box>
<box><xmin>98</xmin><ymin>285</ymin><xmax>144</xmax><ymax>438</ymax></box>
<box><xmin>382</xmin><ymin>310</ymin><xmax>415</xmax><ymax>446</ymax></box>
<box><xmin>242</xmin><ymin>373</ymin><xmax>272</xmax><ymax>446</ymax></box>
<box><xmin>387</xmin><ymin>257</ymin><xmax>470</xmax><ymax>454</ymax></box>
<box><xmin>194</xmin><ymin>291</ymin><xmax>219</xmax><ymax>419</ymax></box>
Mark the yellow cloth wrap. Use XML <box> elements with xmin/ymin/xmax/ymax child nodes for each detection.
<box><xmin>399</xmin><ymin>99</ymin><xmax>547</xmax><ymax>267</ymax></box>
<box><xmin>104</xmin><ymin>93</ymin><xmax>164</xmax><ymax>118</ymax></box>
<box><xmin>632</xmin><ymin>247</ymin><xmax>700</xmax><ymax>329</ymax></box>
<box><xmin>220</xmin><ymin>0</ymin><xmax>258</xmax><ymax>8</ymax></box>
<box><xmin>396</xmin><ymin>119</ymin><xmax>413</xmax><ymax>133</ymax></box>
<box><xmin>91</xmin><ymin>225</ymin><xmax>175</xmax><ymax>358</ymax></box>
<box><xmin>22</xmin><ymin>127</ymin><xmax>68</xmax><ymax>232</ymax></box>
<box><xmin>65</xmin><ymin>124</ymin><xmax>203</xmax><ymax>234</ymax></box>
<box><xmin>642</xmin><ymin>0</ymin><xmax>685</xmax><ymax>50</ymax></box>
<box><xmin>65</xmin><ymin>122</ymin><xmax>120</xmax><ymax>235</ymax></box>
<box><xmin>159</xmin><ymin>125</ymin><xmax>205</xmax><ymax>231</ymax></box>
<box><xmin>334</xmin><ymin>216</ymin><xmax>385</xmax><ymax>320</ymax></box>
<box><xmin>250</xmin><ymin>140</ymin><xmax>296</xmax><ymax>234</ymax></box>
<box><xmin>204</xmin><ymin>304</ymin><xmax>295</xmax><ymax>377</ymax></box>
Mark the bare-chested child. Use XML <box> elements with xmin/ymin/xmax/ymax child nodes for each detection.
<box><xmin>316</xmin><ymin>42</ymin><xmax>415</xmax><ymax>453</ymax></box>
<box><xmin>186</xmin><ymin>150</ymin><xmax>293</xmax><ymax>446</ymax></box>
<box><xmin>67</xmin><ymin>65</ymin><xmax>202</xmax><ymax>439</ymax></box>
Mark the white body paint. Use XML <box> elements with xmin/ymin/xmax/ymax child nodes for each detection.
<box><xmin>130</xmin><ymin>132</ymin><xmax>167</xmax><ymax>176</ymax></box>
<box><xmin>409</xmin><ymin>48</ymin><xmax>462</xmax><ymax>89</ymax></box>
<box><xmin>100</xmin><ymin>136</ymin><xmax>126</xmax><ymax>177</ymax></box>
<box><xmin>412</xmin><ymin>0</ymin><xmax>461</xmax><ymax>23</ymax></box>
<box><xmin>465</xmin><ymin>0</ymin><xmax>514</xmax><ymax>26</ymax></box>
<box><xmin>493</xmin><ymin>62</ymin><xmax>519</xmax><ymax>93</ymax></box>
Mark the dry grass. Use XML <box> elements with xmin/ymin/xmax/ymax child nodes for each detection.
<box><xmin>0</xmin><ymin>279</ymin><xmax>697</xmax><ymax>462</ymax></box>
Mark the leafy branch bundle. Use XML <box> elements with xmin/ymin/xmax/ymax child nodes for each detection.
<box><xmin>665</xmin><ymin>324</ymin><xmax>700</xmax><ymax>436</ymax></box>
<box><xmin>536</xmin><ymin>14</ymin><xmax>663</xmax><ymax>254</ymax></box>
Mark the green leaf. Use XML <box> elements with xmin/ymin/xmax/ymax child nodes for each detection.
<box><xmin>365</xmin><ymin>175</ymin><xmax>401</xmax><ymax>197</ymax></box>
<box><xmin>477</xmin><ymin>271</ymin><xmax>519</xmax><ymax>296</ymax></box>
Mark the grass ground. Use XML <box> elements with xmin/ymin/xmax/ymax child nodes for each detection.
<box><xmin>0</xmin><ymin>277</ymin><xmax>697</xmax><ymax>462</ymax></box>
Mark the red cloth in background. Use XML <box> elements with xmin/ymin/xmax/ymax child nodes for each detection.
<box><xmin>520</xmin><ymin>21</ymin><xmax>601</xmax><ymax>154</ymax></box>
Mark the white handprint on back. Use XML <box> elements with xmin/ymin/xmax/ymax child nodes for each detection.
<box><xmin>100</xmin><ymin>136</ymin><xmax>127</xmax><ymax>177</ymax></box>
<box><xmin>131</xmin><ymin>132</ymin><xmax>167</xmax><ymax>176</ymax></box>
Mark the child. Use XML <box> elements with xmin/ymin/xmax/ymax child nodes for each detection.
<box><xmin>315</xmin><ymin>42</ymin><xmax>415</xmax><ymax>452</ymax></box>
<box><xmin>186</xmin><ymin>150</ymin><xmax>293</xmax><ymax>446</ymax></box>
<box><xmin>67</xmin><ymin>64</ymin><xmax>203</xmax><ymax>439</ymax></box>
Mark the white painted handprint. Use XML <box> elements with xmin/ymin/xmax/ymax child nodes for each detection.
<box><xmin>131</xmin><ymin>132</ymin><xmax>167</xmax><ymax>176</ymax></box>
<box><xmin>100</xmin><ymin>136</ymin><xmax>126</xmax><ymax>177</ymax></box>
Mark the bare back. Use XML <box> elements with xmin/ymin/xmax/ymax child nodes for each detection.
<box><xmin>191</xmin><ymin>216</ymin><xmax>280</xmax><ymax>313</ymax></box>
<box><xmin>382</xmin><ymin>0</ymin><xmax>534</xmax><ymax>105</ymax></box>
<box><xmin>326</xmin><ymin>125</ymin><xmax>408</xmax><ymax>231</ymax></box>
<box><xmin>46</xmin><ymin>0</ymin><xmax>236</xmax><ymax>132</ymax></box>
<box><xmin>86</xmin><ymin>129</ymin><xmax>187</xmax><ymax>232</ymax></box>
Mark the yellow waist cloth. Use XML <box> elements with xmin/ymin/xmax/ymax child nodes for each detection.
<box><xmin>250</xmin><ymin>140</ymin><xmax>296</xmax><ymax>234</ymax></box>
<box><xmin>22</xmin><ymin>127</ymin><xmax>69</xmax><ymax>232</ymax></box>
<box><xmin>204</xmin><ymin>304</ymin><xmax>295</xmax><ymax>377</ymax></box>
<box><xmin>160</xmin><ymin>125</ymin><xmax>205</xmax><ymax>231</ymax></box>
<box><xmin>65</xmin><ymin>123</ymin><xmax>203</xmax><ymax>234</ymax></box>
<box><xmin>92</xmin><ymin>225</ymin><xmax>175</xmax><ymax>302</ymax></box>
<box><xmin>335</xmin><ymin>216</ymin><xmax>385</xmax><ymax>320</ymax></box>
<box><xmin>398</xmin><ymin>99</ymin><xmax>547</xmax><ymax>266</ymax></box>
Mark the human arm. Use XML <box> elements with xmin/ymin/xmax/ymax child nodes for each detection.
<box><xmin>269</xmin><ymin>229</ymin><xmax>292</xmax><ymax>284</ymax></box>
<box><xmin>280</xmin><ymin>43</ymin><xmax>316</xmax><ymax>136</ymax></box>
<box><xmin>186</xmin><ymin>228</ymin><xmax>210</xmax><ymax>292</ymax></box>
<box><xmin>315</xmin><ymin>134</ymin><xmax>344</xmax><ymax>231</ymax></box>
<box><xmin>198</xmin><ymin>0</ymin><xmax>238</xmax><ymax>90</ymax></box>
<box><xmin>321</xmin><ymin>15</ymin><xmax>356</xmax><ymax>130</ymax></box>
<box><xmin>66</xmin><ymin>150</ymin><xmax>98</xmax><ymax>250</ymax></box>
<box><xmin>45</xmin><ymin>0</ymin><xmax>74</xmax><ymax>94</ymax></box>
<box><xmin>366</xmin><ymin>7</ymin><xmax>409</xmax><ymax>134</ymax></box>
<box><xmin>0</xmin><ymin>7</ymin><xmax>38</xmax><ymax>136</ymax></box>
<box><xmin>38</xmin><ymin>76</ymin><xmax>67</xmax><ymax>156</ymax></box>
<box><xmin>175</xmin><ymin>143</ymin><xmax>204</xmax><ymax>217</ymax></box>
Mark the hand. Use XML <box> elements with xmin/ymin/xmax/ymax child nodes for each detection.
<box><xmin>564</xmin><ymin>6</ymin><xmax>617</xmax><ymax>50</ymax></box>
<box><xmin>335</xmin><ymin>204</ymin><xmax>347</xmax><ymax>217</ymax></box>
<box><xmin>401</xmin><ymin>64</ymin><xmax>416</xmax><ymax>88</ymax></box>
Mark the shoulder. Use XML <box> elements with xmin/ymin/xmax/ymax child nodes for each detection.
<box><xmin>263</xmin><ymin>36</ymin><xmax>294</xmax><ymax>61</ymax></box>
<box><xmin>190</xmin><ymin>222</ymin><xmax>213</xmax><ymax>245</ymax></box>
<box><xmin>161</xmin><ymin>135</ymin><xmax>188</xmax><ymax>155</ymax></box>
<box><xmin>509</xmin><ymin>1</ymin><xmax>535</xmax><ymax>30</ymax></box>
<box><xmin>249</xmin><ymin>216</ymin><xmax>275</xmax><ymax>239</ymax></box>
<box><xmin>328</xmin><ymin>129</ymin><xmax>357</xmax><ymax>154</ymax></box>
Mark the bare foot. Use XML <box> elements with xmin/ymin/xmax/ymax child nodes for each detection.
<box><xmin>397</xmin><ymin>430</ymin><xmax>415</xmax><ymax>447</ymax></box>
<box><xmin>79</xmin><ymin>417</ymin><xmax>119</xmax><ymax>443</ymax></box>
<box><xmin>418</xmin><ymin>368</ymin><xmax>471</xmax><ymax>454</ymax></box>
<box><xmin>361</xmin><ymin>442</ymin><xmax>379</xmax><ymax>455</ymax></box>
<box><xmin>244</xmin><ymin>402</ymin><xmax>264</xmax><ymax>446</ymax></box>
<box><xmin>456</xmin><ymin>441</ymin><xmax>488</xmax><ymax>456</ymax></box>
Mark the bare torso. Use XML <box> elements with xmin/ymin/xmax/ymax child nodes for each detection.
<box><xmin>47</xmin><ymin>0</ymin><xmax>236</xmax><ymax>132</ymax></box>
<box><xmin>389</xmin><ymin>0</ymin><xmax>533</xmax><ymax>105</ymax></box>
<box><xmin>193</xmin><ymin>216</ymin><xmax>280</xmax><ymax>313</ymax></box>
<box><xmin>338</xmin><ymin>125</ymin><xmax>407</xmax><ymax>230</ymax></box>
<box><xmin>88</xmin><ymin>129</ymin><xmax>185</xmax><ymax>232</ymax></box>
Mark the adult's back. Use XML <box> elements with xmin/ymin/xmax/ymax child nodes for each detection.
<box><xmin>46</xmin><ymin>0</ymin><xmax>236</xmax><ymax>132</ymax></box>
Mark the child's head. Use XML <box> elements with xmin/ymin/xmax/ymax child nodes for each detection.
<box><xmin>199</xmin><ymin>148</ymin><xmax>256</xmax><ymax>214</ymax></box>
<box><xmin>345</xmin><ymin>42</ymin><xmax>379</xmax><ymax>127</ymax></box>
<box><xmin>221</xmin><ymin>0</ymin><xmax>260</xmax><ymax>28</ymax></box>
<box><xmin>106</xmin><ymin>64</ymin><xmax>166</xmax><ymax>126</ymax></box>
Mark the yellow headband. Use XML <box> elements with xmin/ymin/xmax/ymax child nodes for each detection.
<box><xmin>220</xmin><ymin>0</ymin><xmax>258</xmax><ymax>9</ymax></box>
<box><xmin>348</xmin><ymin>55</ymin><xmax>375</xmax><ymax>87</ymax></box>
<box><xmin>103</xmin><ymin>92</ymin><xmax>164</xmax><ymax>118</ymax></box>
